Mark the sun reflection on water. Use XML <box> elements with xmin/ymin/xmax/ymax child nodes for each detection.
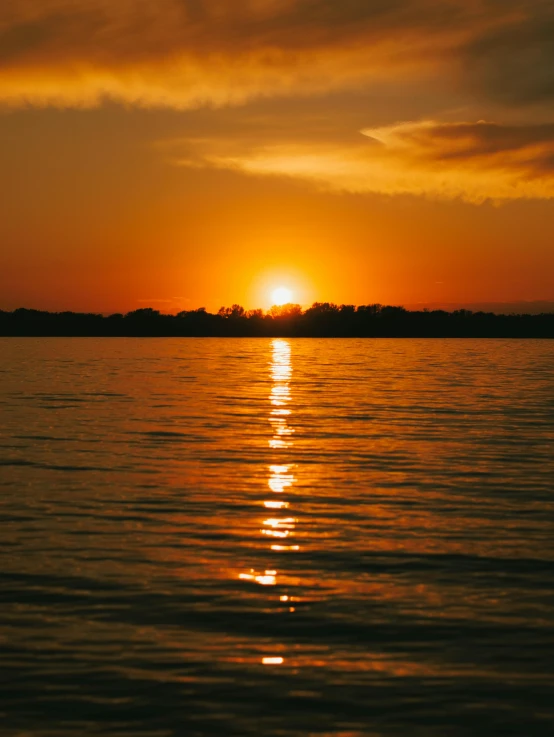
<box><xmin>239</xmin><ymin>570</ymin><xmax>277</xmax><ymax>586</ymax></box>
<box><xmin>268</xmin><ymin>464</ymin><xmax>295</xmax><ymax>493</ymax></box>
<box><xmin>238</xmin><ymin>339</ymin><xmax>300</xmax><ymax>666</ymax></box>
<box><xmin>262</xmin><ymin>657</ymin><xmax>284</xmax><ymax>666</ymax></box>
<box><xmin>264</xmin><ymin>500</ymin><xmax>290</xmax><ymax>509</ymax></box>
<box><xmin>264</xmin><ymin>340</ymin><xmax>298</xmax><ymax>556</ymax></box>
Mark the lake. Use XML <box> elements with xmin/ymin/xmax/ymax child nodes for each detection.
<box><xmin>1</xmin><ymin>338</ymin><xmax>553</xmax><ymax>736</ymax></box>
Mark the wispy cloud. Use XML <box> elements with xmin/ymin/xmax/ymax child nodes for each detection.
<box><xmin>167</xmin><ymin>119</ymin><xmax>554</xmax><ymax>203</ymax></box>
<box><xmin>3</xmin><ymin>2</ymin><xmax>554</xmax><ymax>203</ymax></box>
<box><xmin>0</xmin><ymin>1</ymin><xmax>552</xmax><ymax>109</ymax></box>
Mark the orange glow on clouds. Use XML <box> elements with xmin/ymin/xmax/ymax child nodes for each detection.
<box><xmin>0</xmin><ymin>1</ymin><xmax>554</xmax><ymax>312</ymax></box>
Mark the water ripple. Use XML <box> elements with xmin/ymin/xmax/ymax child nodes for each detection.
<box><xmin>0</xmin><ymin>338</ymin><xmax>553</xmax><ymax>736</ymax></box>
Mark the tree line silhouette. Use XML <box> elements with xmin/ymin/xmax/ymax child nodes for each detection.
<box><xmin>1</xmin><ymin>303</ymin><xmax>553</xmax><ymax>337</ymax></box>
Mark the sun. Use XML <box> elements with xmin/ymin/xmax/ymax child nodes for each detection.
<box><xmin>271</xmin><ymin>287</ymin><xmax>293</xmax><ymax>306</ymax></box>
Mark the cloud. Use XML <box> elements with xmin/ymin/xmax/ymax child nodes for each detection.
<box><xmin>4</xmin><ymin>1</ymin><xmax>553</xmax><ymax>203</ymax></box>
<box><xmin>169</xmin><ymin>119</ymin><xmax>554</xmax><ymax>202</ymax></box>
<box><xmin>0</xmin><ymin>1</ymin><xmax>551</xmax><ymax>109</ymax></box>
<box><xmin>462</xmin><ymin>1</ymin><xmax>554</xmax><ymax>106</ymax></box>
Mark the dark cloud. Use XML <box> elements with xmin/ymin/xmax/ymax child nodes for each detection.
<box><xmin>370</xmin><ymin>120</ymin><xmax>554</xmax><ymax>162</ymax></box>
<box><xmin>1</xmin><ymin>0</ymin><xmax>553</xmax><ymax>202</ymax></box>
<box><xmin>464</xmin><ymin>2</ymin><xmax>554</xmax><ymax>105</ymax></box>
<box><xmin>0</xmin><ymin>1</ymin><xmax>470</xmax><ymax>62</ymax></box>
<box><xmin>0</xmin><ymin>1</ymin><xmax>551</xmax><ymax>109</ymax></box>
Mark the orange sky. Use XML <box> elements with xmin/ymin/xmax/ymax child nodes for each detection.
<box><xmin>1</xmin><ymin>0</ymin><xmax>554</xmax><ymax>314</ymax></box>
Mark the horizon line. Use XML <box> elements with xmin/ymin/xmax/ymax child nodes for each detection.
<box><xmin>3</xmin><ymin>302</ymin><xmax>554</xmax><ymax>318</ymax></box>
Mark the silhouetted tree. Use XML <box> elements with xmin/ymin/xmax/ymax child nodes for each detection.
<box><xmin>306</xmin><ymin>302</ymin><xmax>340</xmax><ymax>314</ymax></box>
<box><xmin>126</xmin><ymin>308</ymin><xmax>161</xmax><ymax>319</ymax></box>
<box><xmin>380</xmin><ymin>306</ymin><xmax>407</xmax><ymax>317</ymax></box>
<box><xmin>0</xmin><ymin>304</ymin><xmax>553</xmax><ymax>338</ymax></box>
<box><xmin>178</xmin><ymin>307</ymin><xmax>207</xmax><ymax>317</ymax></box>
<box><xmin>357</xmin><ymin>304</ymin><xmax>382</xmax><ymax>315</ymax></box>
<box><xmin>268</xmin><ymin>303</ymin><xmax>303</xmax><ymax>318</ymax></box>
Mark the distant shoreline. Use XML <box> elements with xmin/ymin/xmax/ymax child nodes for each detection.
<box><xmin>2</xmin><ymin>305</ymin><xmax>554</xmax><ymax>338</ymax></box>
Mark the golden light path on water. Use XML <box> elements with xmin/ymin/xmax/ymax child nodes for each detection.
<box><xmin>239</xmin><ymin>339</ymin><xmax>299</xmax><ymax>664</ymax></box>
<box><xmin>3</xmin><ymin>339</ymin><xmax>554</xmax><ymax>735</ymax></box>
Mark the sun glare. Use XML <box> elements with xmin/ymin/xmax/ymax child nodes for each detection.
<box><xmin>272</xmin><ymin>287</ymin><xmax>293</xmax><ymax>306</ymax></box>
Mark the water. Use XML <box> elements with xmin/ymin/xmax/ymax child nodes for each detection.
<box><xmin>1</xmin><ymin>338</ymin><xmax>553</xmax><ymax>736</ymax></box>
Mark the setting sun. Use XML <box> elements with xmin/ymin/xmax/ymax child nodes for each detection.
<box><xmin>272</xmin><ymin>287</ymin><xmax>293</xmax><ymax>306</ymax></box>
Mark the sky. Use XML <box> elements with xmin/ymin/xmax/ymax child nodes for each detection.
<box><xmin>1</xmin><ymin>0</ymin><xmax>554</xmax><ymax>314</ymax></box>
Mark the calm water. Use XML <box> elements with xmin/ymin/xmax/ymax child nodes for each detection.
<box><xmin>1</xmin><ymin>338</ymin><xmax>553</xmax><ymax>736</ymax></box>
